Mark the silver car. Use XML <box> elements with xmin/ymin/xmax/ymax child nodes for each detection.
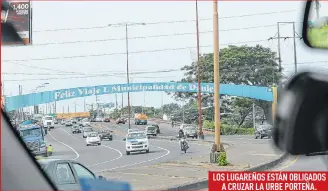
<box><xmin>183</xmin><ymin>126</ymin><xmax>198</xmax><ymax>139</ymax></box>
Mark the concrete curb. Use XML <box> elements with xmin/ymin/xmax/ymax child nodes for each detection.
<box><xmin>161</xmin><ymin>153</ymin><xmax>289</xmax><ymax>191</ymax></box>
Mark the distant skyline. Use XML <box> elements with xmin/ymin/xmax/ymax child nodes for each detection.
<box><xmin>2</xmin><ymin>1</ymin><xmax>328</xmax><ymax>113</ymax></box>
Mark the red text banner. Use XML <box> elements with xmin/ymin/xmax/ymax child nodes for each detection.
<box><xmin>208</xmin><ymin>171</ymin><xmax>328</xmax><ymax>191</ymax></box>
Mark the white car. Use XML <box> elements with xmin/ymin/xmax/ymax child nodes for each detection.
<box><xmin>61</xmin><ymin>120</ymin><xmax>66</xmax><ymax>125</ymax></box>
<box><xmin>42</xmin><ymin>115</ymin><xmax>54</xmax><ymax>129</ymax></box>
<box><xmin>127</xmin><ymin>128</ymin><xmax>139</xmax><ymax>134</ymax></box>
<box><xmin>82</xmin><ymin>118</ymin><xmax>90</xmax><ymax>127</ymax></box>
<box><xmin>86</xmin><ymin>132</ymin><xmax>101</xmax><ymax>146</ymax></box>
<box><xmin>125</xmin><ymin>131</ymin><xmax>149</xmax><ymax>155</ymax></box>
<box><xmin>83</xmin><ymin>127</ymin><xmax>93</xmax><ymax>138</ymax></box>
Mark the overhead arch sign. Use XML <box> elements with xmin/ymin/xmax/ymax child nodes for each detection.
<box><xmin>4</xmin><ymin>82</ymin><xmax>273</xmax><ymax>111</ymax></box>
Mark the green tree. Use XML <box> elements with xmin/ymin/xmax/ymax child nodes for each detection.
<box><xmin>171</xmin><ymin>45</ymin><xmax>282</xmax><ymax>124</ymax></box>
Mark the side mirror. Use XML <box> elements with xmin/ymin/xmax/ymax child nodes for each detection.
<box><xmin>302</xmin><ymin>0</ymin><xmax>328</xmax><ymax>49</ymax></box>
<box><xmin>123</xmin><ymin>138</ymin><xmax>126</xmax><ymax>141</ymax></box>
<box><xmin>273</xmin><ymin>72</ymin><xmax>328</xmax><ymax>155</ymax></box>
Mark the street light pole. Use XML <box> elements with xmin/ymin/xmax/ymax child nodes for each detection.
<box><xmin>195</xmin><ymin>0</ymin><xmax>204</xmax><ymax>140</ymax></box>
<box><xmin>213</xmin><ymin>0</ymin><xmax>221</xmax><ymax>152</ymax></box>
<box><xmin>125</xmin><ymin>23</ymin><xmax>131</xmax><ymax>129</ymax></box>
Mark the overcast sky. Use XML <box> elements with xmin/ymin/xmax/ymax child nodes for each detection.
<box><xmin>2</xmin><ymin>1</ymin><xmax>328</xmax><ymax>113</ymax></box>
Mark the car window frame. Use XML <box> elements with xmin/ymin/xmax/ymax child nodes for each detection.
<box><xmin>54</xmin><ymin>162</ymin><xmax>77</xmax><ymax>185</ymax></box>
<box><xmin>71</xmin><ymin>162</ymin><xmax>96</xmax><ymax>180</ymax></box>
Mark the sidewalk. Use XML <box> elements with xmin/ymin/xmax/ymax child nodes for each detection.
<box><xmin>93</xmin><ymin>122</ymin><xmax>283</xmax><ymax>190</ymax></box>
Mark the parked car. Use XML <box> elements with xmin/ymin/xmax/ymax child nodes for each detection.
<box><xmin>37</xmin><ymin>159</ymin><xmax>105</xmax><ymax>190</ymax></box>
<box><xmin>98</xmin><ymin>129</ymin><xmax>113</xmax><ymax>141</ymax></box>
<box><xmin>71</xmin><ymin>125</ymin><xmax>82</xmax><ymax>134</ymax></box>
<box><xmin>254</xmin><ymin>124</ymin><xmax>273</xmax><ymax>139</ymax></box>
<box><xmin>54</xmin><ymin>119</ymin><xmax>58</xmax><ymax>124</ymax></box>
<box><xmin>116</xmin><ymin>117</ymin><xmax>126</xmax><ymax>124</ymax></box>
<box><xmin>104</xmin><ymin>118</ymin><xmax>110</xmax><ymax>122</ymax></box>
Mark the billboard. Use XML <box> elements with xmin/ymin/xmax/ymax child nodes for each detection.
<box><xmin>3</xmin><ymin>0</ymin><xmax>32</xmax><ymax>45</ymax></box>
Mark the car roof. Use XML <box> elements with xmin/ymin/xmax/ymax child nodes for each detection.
<box><xmin>37</xmin><ymin>158</ymin><xmax>64</xmax><ymax>164</ymax></box>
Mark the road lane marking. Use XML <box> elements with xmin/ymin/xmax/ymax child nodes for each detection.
<box><xmin>59</xmin><ymin>128</ymin><xmax>124</xmax><ymax>167</ymax></box>
<box><xmin>95</xmin><ymin>145</ymin><xmax>171</xmax><ymax>173</ymax></box>
<box><xmin>273</xmin><ymin>155</ymin><xmax>299</xmax><ymax>171</ymax></box>
<box><xmin>48</xmin><ymin>131</ymin><xmax>80</xmax><ymax>160</ymax></box>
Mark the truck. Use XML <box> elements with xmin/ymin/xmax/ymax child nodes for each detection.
<box><xmin>134</xmin><ymin>113</ymin><xmax>148</xmax><ymax>125</ymax></box>
<box><xmin>42</xmin><ymin>115</ymin><xmax>55</xmax><ymax>129</ymax></box>
<box><xmin>18</xmin><ymin>124</ymin><xmax>48</xmax><ymax>157</ymax></box>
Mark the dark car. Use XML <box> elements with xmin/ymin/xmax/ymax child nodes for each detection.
<box><xmin>104</xmin><ymin>118</ymin><xmax>110</xmax><ymax>122</ymax></box>
<box><xmin>150</xmin><ymin>124</ymin><xmax>160</xmax><ymax>134</ymax></box>
<box><xmin>37</xmin><ymin>159</ymin><xmax>105</xmax><ymax>191</ymax></box>
<box><xmin>99</xmin><ymin>129</ymin><xmax>113</xmax><ymax>141</ymax></box>
<box><xmin>71</xmin><ymin>125</ymin><xmax>82</xmax><ymax>134</ymax></box>
<box><xmin>254</xmin><ymin>124</ymin><xmax>273</xmax><ymax>139</ymax></box>
<box><xmin>116</xmin><ymin>117</ymin><xmax>126</xmax><ymax>124</ymax></box>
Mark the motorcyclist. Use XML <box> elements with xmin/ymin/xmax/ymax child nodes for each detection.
<box><xmin>178</xmin><ymin>127</ymin><xmax>188</xmax><ymax>152</ymax></box>
<box><xmin>47</xmin><ymin>144</ymin><xmax>53</xmax><ymax>156</ymax></box>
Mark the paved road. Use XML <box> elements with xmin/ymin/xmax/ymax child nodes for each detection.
<box><xmin>273</xmin><ymin>155</ymin><xmax>327</xmax><ymax>171</ymax></box>
<box><xmin>45</xmin><ymin>124</ymin><xmax>211</xmax><ymax>174</ymax></box>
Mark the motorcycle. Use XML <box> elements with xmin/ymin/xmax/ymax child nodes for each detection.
<box><xmin>180</xmin><ymin>137</ymin><xmax>189</xmax><ymax>153</ymax></box>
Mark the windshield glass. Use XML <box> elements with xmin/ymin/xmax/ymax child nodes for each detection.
<box><xmin>45</xmin><ymin>117</ymin><xmax>53</xmax><ymax>120</ymax></box>
<box><xmin>127</xmin><ymin>133</ymin><xmax>147</xmax><ymax>140</ymax></box>
<box><xmin>84</xmin><ymin>128</ymin><xmax>92</xmax><ymax>132</ymax></box>
<box><xmin>186</xmin><ymin>127</ymin><xmax>196</xmax><ymax>131</ymax></box>
<box><xmin>20</xmin><ymin>128</ymin><xmax>41</xmax><ymax>137</ymax></box>
<box><xmin>147</xmin><ymin>126</ymin><xmax>155</xmax><ymax>130</ymax></box>
<box><xmin>88</xmin><ymin>133</ymin><xmax>98</xmax><ymax>137</ymax></box>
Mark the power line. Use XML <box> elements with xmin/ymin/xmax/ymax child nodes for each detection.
<box><xmin>4</xmin><ymin>60</ymin><xmax>328</xmax><ymax>82</ymax></box>
<box><xmin>2</xmin><ymin>69</ymin><xmax>181</xmax><ymax>76</ymax></box>
<box><xmin>32</xmin><ymin>10</ymin><xmax>297</xmax><ymax>33</ymax></box>
<box><xmin>3</xmin><ymin>39</ymin><xmax>269</xmax><ymax>62</ymax></box>
<box><xmin>28</xmin><ymin>24</ymin><xmax>276</xmax><ymax>47</ymax></box>
<box><xmin>7</xmin><ymin>61</ymin><xmax>85</xmax><ymax>74</ymax></box>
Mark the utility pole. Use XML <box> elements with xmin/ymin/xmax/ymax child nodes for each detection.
<box><xmin>213</xmin><ymin>0</ymin><xmax>221</xmax><ymax>152</ymax></box>
<box><xmin>74</xmin><ymin>101</ymin><xmax>77</xmax><ymax>113</ymax></box>
<box><xmin>62</xmin><ymin>105</ymin><xmax>64</xmax><ymax>113</ymax></box>
<box><xmin>84</xmin><ymin>98</ymin><xmax>86</xmax><ymax>112</ymax></box>
<box><xmin>196</xmin><ymin>0</ymin><xmax>204</xmax><ymax>140</ymax></box>
<box><xmin>115</xmin><ymin>93</ymin><xmax>118</xmax><ymax>109</ymax></box>
<box><xmin>315</xmin><ymin>0</ymin><xmax>320</xmax><ymax>19</ymax></box>
<box><xmin>67</xmin><ymin>105</ymin><xmax>69</xmax><ymax>113</ymax></box>
<box><xmin>125</xmin><ymin>23</ymin><xmax>131</xmax><ymax>129</ymax></box>
<box><xmin>270</xmin><ymin>22</ymin><xmax>300</xmax><ymax>74</ymax></box>
<box><xmin>277</xmin><ymin>23</ymin><xmax>282</xmax><ymax>72</ymax></box>
<box><xmin>252</xmin><ymin>101</ymin><xmax>256</xmax><ymax>129</ymax></box>
<box><xmin>121</xmin><ymin>93</ymin><xmax>123</xmax><ymax>116</ymax></box>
